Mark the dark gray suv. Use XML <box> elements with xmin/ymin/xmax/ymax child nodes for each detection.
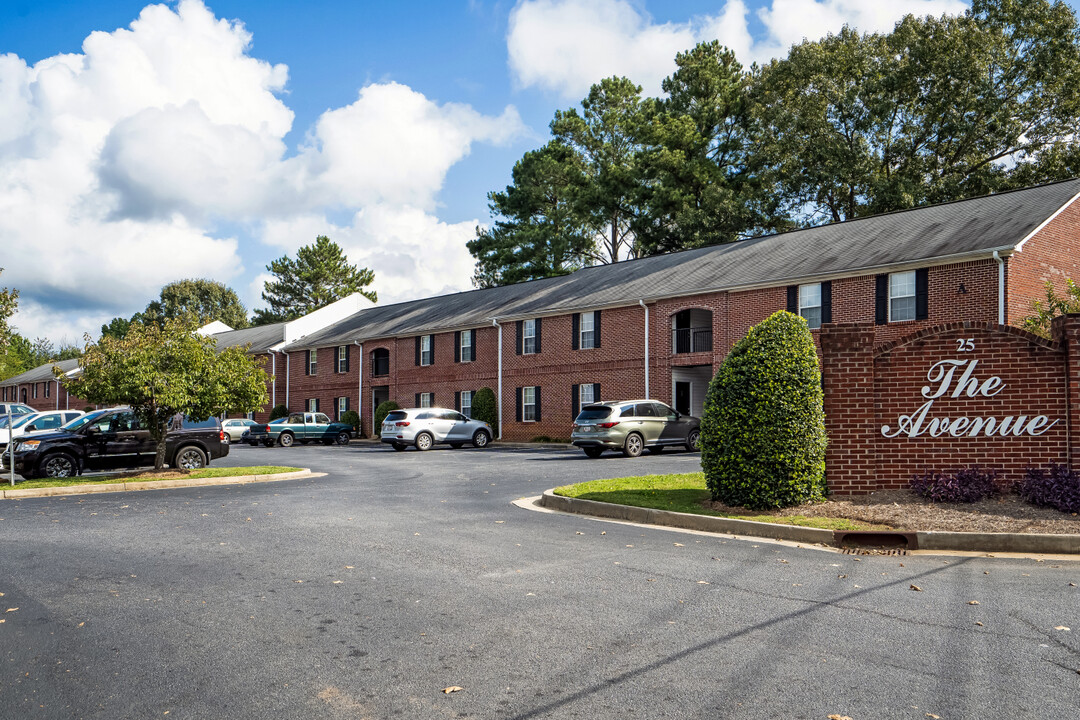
<box><xmin>571</xmin><ymin>400</ymin><xmax>700</xmax><ymax>458</ymax></box>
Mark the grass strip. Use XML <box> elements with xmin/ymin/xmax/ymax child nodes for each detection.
<box><xmin>6</xmin><ymin>466</ymin><xmax>302</xmax><ymax>489</ymax></box>
<box><xmin>554</xmin><ymin>472</ymin><xmax>882</xmax><ymax>531</ymax></box>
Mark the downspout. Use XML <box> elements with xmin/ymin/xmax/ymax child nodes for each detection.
<box><xmin>639</xmin><ymin>300</ymin><xmax>650</xmax><ymax>399</ymax></box>
<box><xmin>285</xmin><ymin>353</ymin><xmax>290</xmax><ymax>410</ymax></box>
<box><xmin>354</xmin><ymin>340</ymin><xmax>363</xmax><ymax>435</ymax></box>
<box><xmin>269</xmin><ymin>351</ymin><xmax>277</xmax><ymax>413</ymax></box>
<box><xmin>993</xmin><ymin>251</ymin><xmax>1005</xmax><ymax>325</ymax></box>
<box><xmin>55</xmin><ymin>380</ymin><xmax>59</xmax><ymax>410</ymax></box>
<box><xmin>492</xmin><ymin>318</ymin><xmax>503</xmax><ymax>439</ymax></box>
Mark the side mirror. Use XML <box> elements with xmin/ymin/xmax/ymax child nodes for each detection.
<box><xmin>86</xmin><ymin>427</ymin><xmax>99</xmax><ymax>436</ymax></box>
<box><xmin>25</xmin><ymin>424</ymin><xmax>37</xmax><ymax>432</ymax></box>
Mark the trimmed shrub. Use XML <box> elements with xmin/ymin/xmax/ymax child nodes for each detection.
<box><xmin>909</xmin><ymin>466</ymin><xmax>1006</xmax><ymax>503</ymax></box>
<box><xmin>701</xmin><ymin>311</ymin><xmax>826</xmax><ymax>509</ymax></box>
<box><xmin>374</xmin><ymin>401</ymin><xmax>400</xmax><ymax>432</ymax></box>
<box><xmin>472</xmin><ymin>387</ymin><xmax>498</xmax><ymax>436</ymax></box>
<box><xmin>1018</xmin><ymin>464</ymin><xmax>1080</xmax><ymax>514</ymax></box>
<box><xmin>269</xmin><ymin>404</ymin><xmax>289</xmax><ymax>421</ymax></box>
<box><xmin>340</xmin><ymin>409</ymin><xmax>360</xmax><ymax>436</ymax></box>
<box><xmin>83</xmin><ymin>406</ymin><xmax>95</xmax><ymax>413</ymax></box>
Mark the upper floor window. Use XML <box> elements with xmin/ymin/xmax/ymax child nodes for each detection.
<box><xmin>890</xmin><ymin>271</ymin><xmax>916</xmax><ymax>322</ymax></box>
<box><xmin>460</xmin><ymin>330</ymin><xmax>473</xmax><ymax>363</ymax></box>
<box><xmin>372</xmin><ymin>348</ymin><xmax>390</xmax><ymax>377</ymax></box>
<box><xmin>799</xmin><ymin>283</ymin><xmax>822</xmax><ymax>330</ymax></box>
<box><xmin>523</xmin><ymin>319</ymin><xmax>537</xmax><ymax>355</ymax></box>
<box><xmin>580</xmin><ymin>312</ymin><xmax>595</xmax><ymax>350</ymax></box>
<box><xmin>307</xmin><ymin>349</ymin><xmax>317</xmax><ymax>376</ymax></box>
<box><xmin>337</xmin><ymin>346</ymin><xmax>348</xmax><ymax>373</ymax></box>
<box><xmin>420</xmin><ymin>335</ymin><xmax>433</xmax><ymax>366</ymax></box>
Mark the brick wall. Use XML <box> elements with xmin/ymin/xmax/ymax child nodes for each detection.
<box><xmin>822</xmin><ymin>319</ymin><xmax>1078</xmax><ymax>494</ymax></box>
<box><xmin>3</xmin><ymin>381</ymin><xmax>95</xmax><ymax>413</ymax></box>
<box><xmin>1006</xmin><ymin>197</ymin><xmax>1080</xmax><ymax>324</ymax></box>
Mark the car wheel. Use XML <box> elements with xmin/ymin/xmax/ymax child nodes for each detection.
<box><xmin>279</xmin><ymin>432</ymin><xmax>295</xmax><ymax>448</ymax></box>
<box><xmin>221</xmin><ymin>434</ymin><xmax>230</xmax><ymax>446</ymax></box>
<box><xmin>646</xmin><ymin>445</ymin><xmax>664</xmax><ymax>454</ymax></box>
<box><xmin>685</xmin><ymin>429</ymin><xmax>700</xmax><ymax>452</ymax></box>
<box><xmin>472</xmin><ymin>430</ymin><xmax>491</xmax><ymax>448</ymax></box>
<box><xmin>174</xmin><ymin>446</ymin><xmax>207</xmax><ymax>470</ymax></box>
<box><xmin>335</xmin><ymin>431</ymin><xmax>350</xmax><ymax>446</ymax></box>
<box><xmin>391</xmin><ymin>443</ymin><xmax>407</xmax><ymax>451</ymax></box>
<box><xmin>583</xmin><ymin>447</ymin><xmax>604</xmax><ymax>458</ymax></box>
<box><xmin>39</xmin><ymin>452</ymin><xmax>78</xmax><ymax>478</ymax></box>
<box><xmin>415</xmin><ymin>432</ymin><xmax>434</xmax><ymax>451</ymax></box>
<box><xmin>622</xmin><ymin>433</ymin><xmax>644</xmax><ymax>458</ymax></box>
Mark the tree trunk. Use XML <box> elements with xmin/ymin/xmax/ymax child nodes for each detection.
<box><xmin>155</xmin><ymin>438</ymin><xmax>168</xmax><ymax>470</ymax></box>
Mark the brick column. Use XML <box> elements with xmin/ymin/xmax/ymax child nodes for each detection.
<box><xmin>820</xmin><ymin>322</ymin><xmax>878</xmax><ymax>494</ymax></box>
<box><xmin>1051</xmin><ymin>313</ymin><xmax>1080</xmax><ymax>468</ymax></box>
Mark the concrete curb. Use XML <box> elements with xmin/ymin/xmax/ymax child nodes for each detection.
<box><xmin>0</xmin><ymin>469</ymin><xmax>317</xmax><ymax>499</ymax></box>
<box><xmin>540</xmin><ymin>490</ymin><xmax>1080</xmax><ymax>555</ymax></box>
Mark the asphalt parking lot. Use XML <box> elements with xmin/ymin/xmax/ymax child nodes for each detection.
<box><xmin>1</xmin><ymin>442</ymin><xmax>1078</xmax><ymax>719</ymax></box>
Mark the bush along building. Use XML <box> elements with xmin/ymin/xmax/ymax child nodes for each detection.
<box><xmin>6</xmin><ymin>179</ymin><xmax>1080</xmax><ymax>492</ymax></box>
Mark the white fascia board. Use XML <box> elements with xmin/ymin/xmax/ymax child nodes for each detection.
<box><xmin>1014</xmin><ymin>190</ymin><xmax>1080</xmax><ymax>253</ymax></box>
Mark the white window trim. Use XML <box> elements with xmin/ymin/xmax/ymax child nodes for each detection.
<box><xmin>337</xmin><ymin>346</ymin><xmax>347</xmax><ymax>373</ymax></box>
<box><xmin>421</xmin><ymin>335</ymin><xmax>433</xmax><ymax>366</ymax></box>
<box><xmin>579</xmin><ymin>383</ymin><xmax>595</xmax><ymax>411</ymax></box>
<box><xmin>580</xmin><ymin>312</ymin><xmax>595</xmax><ymax>350</ymax></box>
<box><xmin>461</xmin><ymin>390</ymin><xmax>472</xmax><ymax>418</ymax></box>
<box><xmin>889</xmin><ymin>270</ymin><xmax>917</xmax><ymax>323</ymax></box>
<box><xmin>308</xmin><ymin>352</ymin><xmax>317</xmax><ymax>375</ymax></box>
<box><xmin>307</xmin><ymin>399</ymin><xmax>318</xmax><ymax>413</ymax></box>
<box><xmin>798</xmin><ymin>283</ymin><xmax>822</xmax><ymax>330</ymax></box>
<box><xmin>337</xmin><ymin>397</ymin><xmax>347</xmax><ymax>417</ymax></box>
<box><xmin>523</xmin><ymin>319</ymin><xmax>537</xmax><ymax>355</ymax></box>
<box><xmin>523</xmin><ymin>386</ymin><xmax>536</xmax><ymax>422</ymax></box>
<box><xmin>460</xmin><ymin>331</ymin><xmax>473</xmax><ymax>363</ymax></box>
<box><xmin>420</xmin><ymin>392</ymin><xmax>433</xmax><ymax>408</ymax></box>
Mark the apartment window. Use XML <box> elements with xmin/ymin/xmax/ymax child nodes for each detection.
<box><xmin>337</xmin><ymin>396</ymin><xmax>348</xmax><ymax>420</ymax></box>
<box><xmin>890</xmin><ymin>271</ymin><xmax>917</xmax><ymax>322</ymax></box>
<box><xmin>580</xmin><ymin>312</ymin><xmax>595</xmax><ymax>349</ymax></box>
<box><xmin>337</xmin><ymin>346</ymin><xmax>348</xmax><ymax>373</ymax></box>
<box><xmin>307</xmin><ymin>398</ymin><xmax>319</xmax><ymax>413</ymax></box>
<box><xmin>419</xmin><ymin>392</ymin><xmax>433</xmax><ymax>408</ymax></box>
<box><xmin>460</xmin><ymin>390</ymin><xmax>473</xmax><ymax>418</ymax></box>
<box><xmin>45</xmin><ymin>382</ymin><xmax>51</xmax><ymax>399</ymax></box>
<box><xmin>372</xmin><ymin>348</ymin><xmax>390</xmax><ymax>377</ymax></box>
<box><xmin>799</xmin><ymin>283</ymin><xmax>822</xmax><ymax>330</ymax></box>
<box><xmin>522</xmin><ymin>386</ymin><xmax>537</xmax><ymax>421</ymax></box>
<box><xmin>421</xmin><ymin>335</ymin><xmax>433</xmax><ymax>366</ymax></box>
<box><xmin>579</xmin><ymin>382</ymin><xmax>595</xmax><ymax>409</ymax></box>
<box><xmin>32</xmin><ymin>383</ymin><xmax>38</xmax><ymax>399</ymax></box>
<box><xmin>307</xmin><ymin>349</ymin><xmax>317</xmax><ymax>376</ymax></box>
<box><xmin>523</xmin><ymin>319</ymin><xmax>536</xmax><ymax>355</ymax></box>
<box><xmin>460</xmin><ymin>330</ymin><xmax>473</xmax><ymax>363</ymax></box>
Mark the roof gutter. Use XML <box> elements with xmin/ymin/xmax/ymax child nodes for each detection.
<box><xmin>492</xmin><ymin>317</ymin><xmax>503</xmax><ymax>439</ymax></box>
<box><xmin>354</xmin><ymin>340</ymin><xmax>363</xmax><ymax>429</ymax></box>
<box><xmin>638</xmin><ymin>300</ymin><xmax>649</xmax><ymax>399</ymax></box>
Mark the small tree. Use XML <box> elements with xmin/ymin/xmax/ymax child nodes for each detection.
<box><xmin>341</xmin><ymin>409</ymin><xmax>360</xmax><ymax>436</ymax></box>
<box><xmin>374</xmin><ymin>401</ymin><xmax>400</xmax><ymax>432</ymax></box>
<box><xmin>61</xmin><ymin>318</ymin><xmax>270</xmax><ymax>470</ymax></box>
<box><xmin>701</xmin><ymin>311</ymin><xmax>826</xmax><ymax>509</ymax></box>
<box><xmin>471</xmin><ymin>387</ymin><xmax>498</xmax><ymax>436</ymax></box>
<box><xmin>269</xmin><ymin>404</ymin><xmax>289</xmax><ymax>421</ymax></box>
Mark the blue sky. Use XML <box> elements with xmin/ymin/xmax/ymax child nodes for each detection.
<box><xmin>1</xmin><ymin>0</ymin><xmax>1074</xmax><ymax>343</ymax></box>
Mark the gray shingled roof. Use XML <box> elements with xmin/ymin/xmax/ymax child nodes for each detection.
<box><xmin>211</xmin><ymin>322</ymin><xmax>286</xmax><ymax>353</ymax></box>
<box><xmin>291</xmin><ymin>179</ymin><xmax>1080</xmax><ymax>349</ymax></box>
<box><xmin>1</xmin><ymin>358</ymin><xmax>81</xmax><ymax>385</ymax></box>
<box><xmin>289</xmin><ymin>179</ymin><xmax>1080</xmax><ymax>349</ymax></box>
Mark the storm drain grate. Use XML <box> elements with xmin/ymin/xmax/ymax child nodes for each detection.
<box><xmin>842</xmin><ymin>547</ymin><xmax>908</xmax><ymax>556</ymax></box>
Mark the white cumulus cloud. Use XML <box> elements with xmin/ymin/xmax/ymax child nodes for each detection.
<box><xmin>507</xmin><ymin>0</ymin><xmax>968</xmax><ymax>98</ymax></box>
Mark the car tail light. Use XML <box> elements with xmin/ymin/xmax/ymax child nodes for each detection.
<box><xmin>597</xmin><ymin>421</ymin><xmax>619</xmax><ymax>428</ymax></box>
<box><xmin>395</xmin><ymin>421</ymin><xmax>410</xmax><ymax>427</ymax></box>
<box><xmin>219</xmin><ymin>430</ymin><xmax>225</xmax><ymax>441</ymax></box>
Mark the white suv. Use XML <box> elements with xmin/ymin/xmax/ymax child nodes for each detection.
<box><xmin>380</xmin><ymin>408</ymin><xmax>493</xmax><ymax>451</ymax></box>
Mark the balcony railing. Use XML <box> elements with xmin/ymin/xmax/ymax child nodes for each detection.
<box><xmin>672</xmin><ymin>327</ymin><xmax>712</xmax><ymax>354</ymax></box>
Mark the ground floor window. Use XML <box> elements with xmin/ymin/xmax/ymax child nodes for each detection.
<box><xmin>337</xmin><ymin>396</ymin><xmax>348</xmax><ymax>420</ymax></box>
<box><xmin>460</xmin><ymin>390</ymin><xmax>472</xmax><ymax>418</ymax></box>
<box><xmin>579</xmin><ymin>382</ymin><xmax>595</xmax><ymax>409</ymax></box>
<box><xmin>419</xmin><ymin>392</ymin><xmax>433</xmax><ymax>408</ymax></box>
<box><xmin>523</xmin><ymin>386</ymin><xmax>536</xmax><ymax>421</ymax></box>
<box><xmin>307</xmin><ymin>398</ymin><xmax>319</xmax><ymax>413</ymax></box>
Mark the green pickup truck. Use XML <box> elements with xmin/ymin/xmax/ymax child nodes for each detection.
<box><xmin>246</xmin><ymin>412</ymin><xmax>353</xmax><ymax>447</ymax></box>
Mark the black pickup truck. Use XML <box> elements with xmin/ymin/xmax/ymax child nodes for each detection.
<box><xmin>1</xmin><ymin>408</ymin><xmax>229</xmax><ymax>479</ymax></box>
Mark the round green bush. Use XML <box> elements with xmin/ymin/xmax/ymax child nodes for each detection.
<box><xmin>269</xmin><ymin>403</ymin><xmax>289</xmax><ymax>421</ymax></box>
<box><xmin>701</xmin><ymin>310</ymin><xmax>827</xmax><ymax>509</ymax></box>
<box><xmin>340</xmin><ymin>409</ymin><xmax>361</xmax><ymax>436</ymax></box>
<box><xmin>374</xmin><ymin>400</ymin><xmax>401</xmax><ymax>432</ymax></box>
<box><xmin>471</xmin><ymin>387</ymin><xmax>498</xmax><ymax>436</ymax></box>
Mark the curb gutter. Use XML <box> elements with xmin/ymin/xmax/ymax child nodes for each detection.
<box><xmin>1</xmin><ymin>469</ymin><xmax>316</xmax><ymax>499</ymax></box>
<box><xmin>540</xmin><ymin>490</ymin><xmax>1080</xmax><ymax>555</ymax></box>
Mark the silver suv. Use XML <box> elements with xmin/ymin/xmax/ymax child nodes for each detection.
<box><xmin>571</xmin><ymin>400</ymin><xmax>700</xmax><ymax>458</ymax></box>
<box><xmin>380</xmin><ymin>408</ymin><xmax>493</xmax><ymax>451</ymax></box>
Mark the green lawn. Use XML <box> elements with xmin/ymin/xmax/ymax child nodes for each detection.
<box><xmin>554</xmin><ymin>472</ymin><xmax>880</xmax><ymax>531</ymax></box>
<box><xmin>4</xmin><ymin>466</ymin><xmax>302</xmax><ymax>490</ymax></box>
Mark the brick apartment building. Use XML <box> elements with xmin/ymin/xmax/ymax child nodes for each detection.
<box><xmin>6</xmin><ymin>180</ymin><xmax>1080</xmax><ymax>448</ymax></box>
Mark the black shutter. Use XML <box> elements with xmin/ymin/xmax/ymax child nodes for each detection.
<box><xmin>915</xmin><ymin>268</ymin><xmax>929</xmax><ymax>321</ymax></box>
<box><xmin>415</xmin><ymin>336</ymin><xmax>421</xmax><ymax>365</ymax></box>
<box><xmin>305</xmin><ymin>349</ymin><xmax>311</xmax><ymax>375</ymax></box>
<box><xmin>515</xmin><ymin>321</ymin><xmax>523</xmax><ymax>355</ymax></box>
<box><xmin>534</xmin><ymin>318</ymin><xmax>542</xmax><ymax>353</ymax></box>
<box><xmin>415</xmin><ymin>393</ymin><xmax>421</xmax><ymax>408</ymax></box>
<box><xmin>515</xmin><ymin>387</ymin><xmax>523</xmax><ymax>422</ymax></box>
<box><xmin>470</xmin><ymin>330</ymin><xmax>476</xmax><ymax>362</ymax></box>
<box><xmin>454</xmin><ymin>331</ymin><xmax>461</xmax><ymax>363</ymax></box>
<box><xmin>428</xmin><ymin>335</ymin><xmax>434</xmax><ymax>365</ymax></box>
<box><xmin>593</xmin><ymin>383</ymin><xmax>601</xmax><ymax>401</ymax></box>
<box><xmin>345</xmin><ymin>396</ymin><xmax>350</xmax><ymax>411</ymax></box>
<box><xmin>315</xmin><ymin>398</ymin><xmax>320</xmax><ymax>412</ymax></box>
<box><xmin>875</xmin><ymin>274</ymin><xmax>888</xmax><ymax>325</ymax></box>
<box><xmin>787</xmin><ymin>285</ymin><xmax>798</xmax><ymax>313</ymax></box>
<box><xmin>572</xmin><ymin>314</ymin><xmax>579</xmax><ymax>350</ymax></box>
<box><xmin>534</xmin><ymin>387</ymin><xmax>541</xmax><ymax>422</ymax></box>
<box><xmin>821</xmin><ymin>281</ymin><xmax>832</xmax><ymax>325</ymax></box>
<box><xmin>345</xmin><ymin>345</ymin><xmax>351</xmax><ymax>373</ymax></box>
<box><xmin>455</xmin><ymin>391</ymin><xmax>461</xmax><ymax>411</ymax></box>
<box><xmin>594</xmin><ymin>310</ymin><xmax>601</xmax><ymax>347</ymax></box>
<box><xmin>571</xmin><ymin>384</ymin><xmax>579</xmax><ymax>418</ymax></box>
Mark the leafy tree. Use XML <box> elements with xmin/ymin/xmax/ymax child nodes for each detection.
<box><xmin>551</xmin><ymin>77</ymin><xmax>647</xmax><ymax>264</ymax></box>
<box><xmin>61</xmin><ymin>317</ymin><xmax>270</xmax><ymax>470</ymax></box>
<box><xmin>253</xmin><ymin>236</ymin><xmax>376</xmax><ymax>326</ymax></box>
<box><xmin>0</xmin><ymin>268</ymin><xmax>16</xmax><ymax>352</ymax></box>
<box><xmin>752</xmin><ymin>0</ymin><xmax>1080</xmax><ymax>224</ymax></box>
<box><xmin>102</xmin><ymin>279</ymin><xmax>248</xmax><ymax>339</ymax></box>
<box><xmin>1022</xmin><ymin>279</ymin><xmax>1080</xmax><ymax>337</ymax></box>
<box><xmin>468</xmin><ymin>141</ymin><xmax>593</xmax><ymax>287</ymax></box>
<box><xmin>100</xmin><ymin>316</ymin><xmax>133</xmax><ymax>341</ymax></box>
<box><xmin>701</xmin><ymin>311</ymin><xmax>826</xmax><ymax>509</ymax></box>
<box><xmin>471</xmin><ymin>387</ymin><xmax>498</xmax><ymax>436</ymax></box>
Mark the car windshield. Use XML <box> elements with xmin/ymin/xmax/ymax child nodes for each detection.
<box><xmin>576</xmin><ymin>406</ymin><xmax>613</xmax><ymax>420</ymax></box>
<box><xmin>61</xmin><ymin>410</ymin><xmax>111</xmax><ymax>433</ymax></box>
<box><xmin>384</xmin><ymin>411</ymin><xmax>407</xmax><ymax>422</ymax></box>
<box><xmin>0</xmin><ymin>414</ymin><xmax>35</xmax><ymax>429</ymax></box>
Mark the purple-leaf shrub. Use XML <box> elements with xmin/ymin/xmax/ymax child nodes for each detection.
<box><xmin>1017</xmin><ymin>465</ymin><xmax>1080</xmax><ymax>514</ymax></box>
<box><xmin>909</xmin><ymin>467</ymin><xmax>1004</xmax><ymax>503</ymax></box>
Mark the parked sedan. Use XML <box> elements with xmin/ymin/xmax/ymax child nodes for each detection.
<box><xmin>571</xmin><ymin>400</ymin><xmax>700</xmax><ymax>458</ymax></box>
<box><xmin>245</xmin><ymin>413</ymin><xmax>352</xmax><ymax>447</ymax></box>
<box><xmin>380</xmin><ymin>408</ymin><xmax>493</xmax><ymax>451</ymax></box>
<box><xmin>221</xmin><ymin>418</ymin><xmax>258</xmax><ymax>444</ymax></box>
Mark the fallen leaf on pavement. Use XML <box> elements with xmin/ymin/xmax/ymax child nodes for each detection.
<box><xmin>78</xmin><ymin>622</ymin><xmax>85</xmax><ymax>627</ymax></box>
<box><xmin>443</xmin><ymin>686</ymin><xmax>463</xmax><ymax>694</ymax></box>
<box><xmin>697</xmin><ymin>581</ymin><xmax>710</xmax><ymax>584</ymax></box>
<box><xmin>975</xmin><ymin>622</ymin><xmax>983</xmax><ymax>626</ymax></box>
<box><xmin>927</xmin><ymin>714</ymin><xmax>941</xmax><ymax>719</ymax></box>
<box><xmin>827</xmin><ymin>715</ymin><xmax>852</xmax><ymax>720</ymax></box>
<box><xmin>1054</xmin><ymin>626</ymin><xmax>1071</xmax><ymax>631</ymax></box>
<box><xmin>910</xmin><ymin>585</ymin><xmax>922</xmax><ymax>592</ymax></box>
<box><xmin>674</xmin><ymin>543</ymin><xmax>684</xmax><ymax>547</ymax></box>
<box><xmin>5</xmin><ymin>608</ymin><xmax>17</xmax><ymax>612</ymax></box>
<box><xmin>968</xmin><ymin>601</ymin><xmax>980</xmax><ymax>605</ymax></box>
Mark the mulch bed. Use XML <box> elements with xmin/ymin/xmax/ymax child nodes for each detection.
<box><xmin>704</xmin><ymin>490</ymin><xmax>1080</xmax><ymax>535</ymax></box>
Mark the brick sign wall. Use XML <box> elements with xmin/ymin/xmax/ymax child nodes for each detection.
<box><xmin>821</xmin><ymin>316</ymin><xmax>1080</xmax><ymax>494</ymax></box>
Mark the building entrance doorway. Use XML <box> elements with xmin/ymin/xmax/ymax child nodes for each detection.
<box><xmin>671</xmin><ymin>365</ymin><xmax>712</xmax><ymax>418</ymax></box>
<box><xmin>372</xmin><ymin>385</ymin><xmax>389</xmax><ymax>422</ymax></box>
<box><xmin>675</xmin><ymin>381</ymin><xmax>691</xmax><ymax>416</ymax></box>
